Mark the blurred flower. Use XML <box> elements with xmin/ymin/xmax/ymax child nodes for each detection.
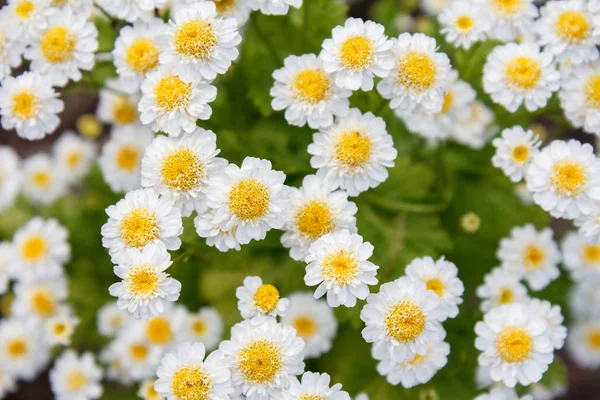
<box><xmin>49</xmin><ymin>350</ymin><xmax>103</xmax><ymax>400</ymax></box>
<box><xmin>236</xmin><ymin>276</ymin><xmax>289</xmax><ymax>320</ymax></box>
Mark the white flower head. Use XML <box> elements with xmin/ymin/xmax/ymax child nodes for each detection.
<box><xmin>0</xmin><ymin>146</ymin><xmax>21</xmax><ymax>214</ymax></box>
<box><xmin>53</xmin><ymin>131</ymin><xmax>96</xmax><ymax>184</ymax></box>
<box><xmin>96</xmin><ymin>81</ymin><xmax>142</xmax><ymax>128</ymax></box>
<box><xmin>247</xmin><ymin>0</ymin><xmax>302</xmax><ymax>16</ymax></box>
<box><xmin>22</xmin><ymin>153</ymin><xmax>68</xmax><ymax>206</ymax></box>
<box><xmin>44</xmin><ymin>305</ymin><xmax>80</xmax><ymax>346</ymax></box>
<box><xmin>236</xmin><ymin>276</ymin><xmax>289</xmax><ymax>319</ymax></box>
<box><xmin>140</xmin><ymin>304</ymin><xmax>189</xmax><ymax>348</ymax></box>
<box><xmin>478</xmin><ymin>0</ymin><xmax>539</xmax><ymax>42</ymax></box>
<box><xmin>528</xmin><ymin>298</ymin><xmax>567</xmax><ymax>350</ymax></box>
<box><xmin>559</xmin><ymin>60</ymin><xmax>600</xmax><ymax>136</ymax></box>
<box><xmin>11</xmin><ymin>275</ymin><xmax>68</xmax><ymax>321</ymax></box>
<box><xmin>178</xmin><ymin>306</ymin><xmax>224</xmax><ymax>351</ymax></box>
<box><xmin>137</xmin><ymin>379</ymin><xmax>163</xmax><ymax>400</ymax></box>
<box><xmin>107</xmin><ymin>324</ymin><xmax>165</xmax><ymax>381</ymax></box>
<box><xmin>194</xmin><ymin>208</ymin><xmax>242</xmax><ymax>252</ymax></box>
<box><xmin>568</xmin><ymin>278</ymin><xmax>600</xmax><ymax>320</ymax></box>
<box><xmin>492</xmin><ymin>126</ymin><xmax>541</xmax><ymax>182</ymax></box>
<box><xmin>476</xmin><ymin>267</ymin><xmax>529</xmax><ymax>312</ymax></box>
<box><xmin>450</xmin><ymin>101</ymin><xmax>496</xmax><ymax>149</ymax></box>
<box><xmin>97</xmin><ymin>301</ymin><xmax>130</xmax><ymax>337</ymax></box>
<box><xmin>439</xmin><ymin>0</ymin><xmax>491</xmax><ymax>50</ymax></box>
<box><xmin>0</xmin><ymin>13</ymin><xmax>25</xmax><ymax>81</ymax></box>
<box><xmin>567</xmin><ymin>320</ymin><xmax>600</xmax><ymax>369</ymax></box>
<box><xmin>49</xmin><ymin>350</ymin><xmax>103</xmax><ymax>400</ymax></box>
<box><xmin>5</xmin><ymin>0</ymin><xmax>51</xmax><ymax>41</ymax></box>
<box><xmin>285</xmin><ymin>371</ymin><xmax>350</xmax><ymax>400</ymax></box>
<box><xmin>0</xmin><ymin>317</ymin><xmax>50</xmax><ymax>381</ymax></box>
<box><xmin>561</xmin><ymin>231</ymin><xmax>600</xmax><ymax>281</ymax></box>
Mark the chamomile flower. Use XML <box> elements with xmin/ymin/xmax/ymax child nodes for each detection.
<box><xmin>305</xmin><ymin>229</ymin><xmax>378</xmax><ymax>308</ymax></box>
<box><xmin>139</xmin><ymin>67</ymin><xmax>217</xmax><ymax>137</ymax></box>
<box><xmin>492</xmin><ymin>126</ymin><xmax>541</xmax><ymax>182</ymax></box>
<box><xmin>559</xmin><ymin>60</ymin><xmax>600</xmax><ymax>136</ymax></box>
<box><xmin>405</xmin><ymin>256</ymin><xmax>464</xmax><ymax>321</ymax></box>
<box><xmin>526</xmin><ymin>139</ymin><xmax>600</xmax><ymax>219</ymax></box>
<box><xmin>0</xmin><ymin>146</ymin><xmax>21</xmax><ymax>214</ymax></box>
<box><xmin>475</xmin><ymin>386</ymin><xmax>533</xmax><ymax>400</ymax></box>
<box><xmin>246</xmin><ymin>0</ymin><xmax>301</xmax><ymax>16</ymax></box>
<box><xmin>280</xmin><ymin>292</ymin><xmax>338</xmax><ymax>359</ymax></box>
<box><xmin>194</xmin><ymin>208</ymin><xmax>241</xmax><ymax>252</ymax></box>
<box><xmin>281</xmin><ymin>174</ymin><xmax>357</xmax><ymax>261</ymax></box>
<box><xmin>360</xmin><ymin>276</ymin><xmax>445</xmax><ymax>363</ymax></box>
<box><xmin>528</xmin><ymin>298</ymin><xmax>567</xmax><ymax>350</ymax></box>
<box><xmin>285</xmin><ymin>372</ymin><xmax>350</xmax><ymax>400</ymax></box>
<box><xmin>271</xmin><ymin>54</ymin><xmax>351</xmax><ymax>129</ymax></box>
<box><xmin>49</xmin><ymin>350</ymin><xmax>103</xmax><ymax>400</ymax></box>
<box><xmin>141</xmin><ymin>128</ymin><xmax>227</xmax><ymax>217</ymax></box>
<box><xmin>140</xmin><ymin>304</ymin><xmax>188</xmax><ymax>348</ymax></box>
<box><xmin>109</xmin><ymin>245</ymin><xmax>181</xmax><ymax>320</ymax></box>
<box><xmin>438</xmin><ymin>1</ymin><xmax>490</xmax><ymax>50</ymax></box>
<box><xmin>25</xmin><ymin>7</ymin><xmax>98</xmax><ymax>87</ymax></box>
<box><xmin>569</xmin><ymin>278</ymin><xmax>600</xmax><ymax>320</ymax></box>
<box><xmin>53</xmin><ymin>131</ymin><xmax>96</xmax><ymax>184</ymax></box>
<box><xmin>205</xmin><ymin>157</ymin><xmax>289</xmax><ymax>245</ymax></box>
<box><xmin>96</xmin><ymin>83</ymin><xmax>142</xmax><ymax>128</ymax></box>
<box><xmin>109</xmin><ymin>327</ymin><xmax>164</xmax><ymax>381</ymax></box>
<box><xmin>536</xmin><ymin>0</ymin><xmax>599</xmax><ymax>65</ymax></box>
<box><xmin>0</xmin><ymin>72</ymin><xmax>63</xmax><ymax>140</ymax></box>
<box><xmin>155</xmin><ymin>341</ymin><xmax>233</xmax><ymax>400</ymax></box>
<box><xmin>44</xmin><ymin>305</ymin><xmax>80</xmax><ymax>346</ymax></box>
<box><xmin>377</xmin><ymin>33</ymin><xmax>452</xmax><ymax>114</ymax></box>
<box><xmin>112</xmin><ymin>18</ymin><xmax>165</xmax><ymax>94</ymax></box>
<box><xmin>138</xmin><ymin>379</ymin><xmax>163</xmax><ymax>400</ymax></box>
<box><xmin>308</xmin><ymin>109</ymin><xmax>397</xmax><ymax>196</ymax></box>
<box><xmin>96</xmin><ymin>0</ymin><xmax>166</xmax><ymax>23</ymax></box>
<box><xmin>11</xmin><ymin>276</ymin><xmax>68</xmax><ymax>321</ymax></box>
<box><xmin>476</xmin><ymin>267</ymin><xmax>530</xmax><ymax>312</ymax></box>
<box><xmin>5</xmin><ymin>0</ymin><xmax>51</xmax><ymax>40</ymax></box>
<box><xmin>179</xmin><ymin>306</ymin><xmax>224</xmax><ymax>351</ymax></box>
<box><xmin>497</xmin><ymin>224</ymin><xmax>561</xmax><ymax>291</ymax></box>
<box><xmin>561</xmin><ymin>231</ymin><xmax>600</xmax><ymax>280</ymax></box>
<box><xmin>0</xmin><ymin>317</ymin><xmax>50</xmax><ymax>380</ymax></box>
<box><xmin>10</xmin><ymin>217</ymin><xmax>70</xmax><ymax>282</ymax></box>
<box><xmin>567</xmin><ymin>320</ymin><xmax>600</xmax><ymax>368</ymax></box>
<box><xmin>478</xmin><ymin>0</ymin><xmax>538</xmax><ymax>42</ymax></box>
<box><xmin>157</xmin><ymin>2</ymin><xmax>241</xmax><ymax>82</ymax></box>
<box><xmin>0</xmin><ymin>14</ymin><xmax>25</xmax><ymax>81</ymax></box>
<box><xmin>97</xmin><ymin>302</ymin><xmax>129</xmax><ymax>337</ymax></box>
<box><xmin>101</xmin><ymin>188</ymin><xmax>183</xmax><ymax>263</ymax></box>
<box><xmin>236</xmin><ymin>276</ymin><xmax>289</xmax><ymax>320</ymax></box>
<box><xmin>22</xmin><ymin>154</ymin><xmax>68</xmax><ymax>206</ymax></box>
<box><xmin>219</xmin><ymin>317</ymin><xmax>305</xmax><ymax>399</ymax></box>
<box><xmin>483</xmin><ymin>43</ymin><xmax>560</xmax><ymax>112</ymax></box>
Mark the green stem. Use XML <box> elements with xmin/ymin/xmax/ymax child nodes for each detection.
<box><xmin>251</xmin><ymin>13</ymin><xmax>282</xmax><ymax>65</ymax></box>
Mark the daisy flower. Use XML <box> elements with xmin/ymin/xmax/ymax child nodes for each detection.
<box><xmin>281</xmin><ymin>174</ymin><xmax>358</xmax><ymax>261</ymax></box>
<box><xmin>138</xmin><ymin>379</ymin><xmax>163</xmax><ymax>400</ymax></box>
<box><xmin>404</xmin><ymin>256</ymin><xmax>464</xmax><ymax>321</ymax></box>
<box><xmin>526</xmin><ymin>139</ymin><xmax>600</xmax><ymax>219</ymax></box>
<box><xmin>218</xmin><ymin>317</ymin><xmax>305</xmax><ymax>399</ymax></box>
<box><xmin>22</xmin><ymin>154</ymin><xmax>68</xmax><ymax>206</ymax></box>
<box><xmin>559</xmin><ymin>60</ymin><xmax>600</xmax><ymax>136</ymax></box>
<box><xmin>536</xmin><ymin>0</ymin><xmax>599</xmax><ymax>65</ymax></box>
<box><xmin>308</xmin><ymin>109</ymin><xmax>398</xmax><ymax>196</ymax></box>
<box><xmin>528</xmin><ymin>298</ymin><xmax>567</xmax><ymax>350</ymax></box>
<box><xmin>478</xmin><ymin>0</ymin><xmax>539</xmax><ymax>42</ymax></box>
<box><xmin>0</xmin><ymin>71</ymin><xmax>63</xmax><ymax>140</ymax></box>
<box><xmin>11</xmin><ymin>276</ymin><xmax>68</xmax><ymax>321</ymax></box>
<box><xmin>319</xmin><ymin>18</ymin><xmax>393</xmax><ymax>91</ymax></box>
<box><xmin>561</xmin><ymin>231</ymin><xmax>600</xmax><ymax>281</ymax></box>
<box><xmin>178</xmin><ymin>306</ymin><xmax>224</xmax><ymax>351</ymax></box>
<box><xmin>0</xmin><ymin>317</ymin><xmax>50</xmax><ymax>381</ymax></box>
<box><xmin>49</xmin><ymin>350</ymin><xmax>103</xmax><ymax>400</ymax></box>
<box><xmin>157</xmin><ymin>2</ymin><xmax>241</xmax><ymax>82</ymax></box>
<box><xmin>52</xmin><ymin>131</ymin><xmax>96</xmax><ymax>184</ymax></box>
<box><xmin>377</xmin><ymin>33</ymin><xmax>452</xmax><ymax>114</ymax></box>
<box><xmin>108</xmin><ymin>327</ymin><xmax>164</xmax><ymax>381</ymax></box>
<box><xmin>305</xmin><ymin>229</ymin><xmax>379</xmax><ymax>308</ymax></box>
<box><xmin>360</xmin><ymin>276</ymin><xmax>445</xmax><ymax>363</ymax></box>
<box><xmin>194</xmin><ymin>208</ymin><xmax>242</xmax><ymax>252</ymax></box>
<box><xmin>236</xmin><ymin>276</ymin><xmax>289</xmax><ymax>320</ymax></box>
<box><xmin>0</xmin><ymin>13</ymin><xmax>25</xmax><ymax>81</ymax></box>
<box><xmin>475</xmin><ymin>386</ymin><xmax>533</xmax><ymax>400</ymax></box>
<box><xmin>0</xmin><ymin>146</ymin><xmax>21</xmax><ymax>214</ymax></box>
<box><xmin>112</xmin><ymin>18</ymin><xmax>165</xmax><ymax>94</ymax></box>
<box><xmin>139</xmin><ymin>66</ymin><xmax>217</xmax><ymax>137</ymax></box>
<box><xmin>575</xmin><ymin>206</ymin><xmax>600</xmax><ymax>244</ymax></box>
<box><xmin>96</xmin><ymin>0</ymin><xmax>166</xmax><ymax>23</ymax></box>
<box><xmin>285</xmin><ymin>372</ymin><xmax>350</xmax><ymax>400</ymax></box>
<box><xmin>4</xmin><ymin>0</ymin><xmax>51</xmax><ymax>40</ymax></box>
<box><xmin>205</xmin><ymin>157</ymin><xmax>289</xmax><ymax>245</ymax></box>
<box><xmin>567</xmin><ymin>320</ymin><xmax>600</xmax><ymax>368</ymax></box>
<box><xmin>483</xmin><ymin>42</ymin><xmax>560</xmax><ymax>112</ymax></box>
<box><xmin>44</xmin><ymin>305</ymin><xmax>80</xmax><ymax>346</ymax></box>
<box><xmin>141</xmin><ymin>128</ymin><xmax>227</xmax><ymax>217</ymax></box>
<box><xmin>280</xmin><ymin>292</ymin><xmax>337</xmax><ymax>359</ymax></box>
<box><xmin>109</xmin><ymin>244</ymin><xmax>181</xmax><ymax>320</ymax></box>
<box><xmin>270</xmin><ymin>53</ymin><xmax>351</xmax><ymax>129</ymax></box>
<box><xmin>98</xmin><ymin>126</ymin><xmax>154</xmax><ymax>194</ymax></box>
<box><xmin>476</xmin><ymin>267</ymin><xmax>529</xmax><ymax>312</ymax></box>
<box><xmin>141</xmin><ymin>304</ymin><xmax>188</xmax><ymax>347</ymax></box>
<box><xmin>25</xmin><ymin>7</ymin><xmax>98</xmax><ymax>87</ymax></box>
<box><xmin>101</xmin><ymin>188</ymin><xmax>183</xmax><ymax>263</ymax></box>
<box><xmin>246</xmin><ymin>0</ymin><xmax>301</xmax><ymax>16</ymax></box>
<box><xmin>569</xmin><ymin>278</ymin><xmax>600</xmax><ymax>320</ymax></box>
<box><xmin>438</xmin><ymin>0</ymin><xmax>490</xmax><ymax>50</ymax></box>
<box><xmin>492</xmin><ymin>126</ymin><xmax>541</xmax><ymax>182</ymax></box>
<box><xmin>155</xmin><ymin>341</ymin><xmax>233</xmax><ymax>399</ymax></box>
<box><xmin>97</xmin><ymin>302</ymin><xmax>129</xmax><ymax>337</ymax></box>
<box><xmin>96</xmin><ymin>82</ymin><xmax>142</xmax><ymax>128</ymax></box>
<box><xmin>450</xmin><ymin>101</ymin><xmax>496</xmax><ymax>149</ymax></box>
<box><xmin>10</xmin><ymin>217</ymin><xmax>70</xmax><ymax>282</ymax></box>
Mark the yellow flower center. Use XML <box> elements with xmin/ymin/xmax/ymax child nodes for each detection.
<box><xmin>335</xmin><ymin>130</ymin><xmax>372</xmax><ymax>169</ymax></box>
<box><xmin>21</xmin><ymin>235</ymin><xmax>47</xmax><ymax>261</ymax></box>
<box><xmin>587</xmin><ymin>329</ymin><xmax>600</xmax><ymax>349</ymax></box>
<box><xmin>112</xmin><ymin>97</ymin><xmax>138</xmax><ymax>125</ymax></box>
<box><xmin>584</xmin><ymin>75</ymin><xmax>600</xmax><ymax>109</ymax></box>
<box><xmin>142</xmin><ymin>381</ymin><xmax>161</xmax><ymax>399</ymax></box>
<box><xmin>505</xmin><ymin>57</ymin><xmax>541</xmax><ymax>90</ymax></box>
<box><xmin>295</xmin><ymin>200</ymin><xmax>334</xmax><ymax>240</ymax></box>
<box><xmin>583</xmin><ymin>245</ymin><xmax>600</xmax><ymax>264</ymax></box>
<box><xmin>339</xmin><ymin>35</ymin><xmax>375</xmax><ymax>70</ymax></box>
<box><xmin>66</xmin><ymin>370</ymin><xmax>88</xmax><ymax>392</ymax></box>
<box><xmin>294</xmin><ymin>69</ymin><xmax>330</xmax><ymax>104</ymax></box>
<box><xmin>172</xmin><ymin>365</ymin><xmax>212</xmax><ymax>400</ymax></box>
<box><xmin>426</xmin><ymin>278</ymin><xmax>445</xmax><ymax>297</ymax></box>
<box><xmin>496</xmin><ymin>326</ymin><xmax>533</xmax><ymax>363</ymax></box>
<box><xmin>130</xmin><ymin>343</ymin><xmax>149</xmax><ymax>361</ymax></box>
<box><xmin>11</xmin><ymin>90</ymin><xmax>40</xmax><ymax>120</ymax></box>
<box><xmin>253</xmin><ymin>283</ymin><xmax>280</xmax><ymax>313</ymax></box>
<box><xmin>492</xmin><ymin>0</ymin><xmax>522</xmax><ymax>15</ymax></box>
<box><xmin>128</xmin><ymin>266</ymin><xmax>160</xmax><ymax>299</ymax></box>
<box><xmin>66</xmin><ymin>151</ymin><xmax>82</xmax><ymax>169</ymax></box>
<box><xmin>385</xmin><ymin>300</ymin><xmax>425</xmax><ymax>343</ymax></box>
<box><xmin>455</xmin><ymin>15</ymin><xmax>474</xmax><ymax>32</ymax></box>
<box><xmin>147</xmin><ymin>317</ymin><xmax>173</xmax><ymax>345</ymax></box>
<box><xmin>174</xmin><ymin>20</ymin><xmax>217</xmax><ymax>59</ymax></box>
<box><xmin>31</xmin><ymin>170</ymin><xmax>51</xmax><ymax>189</ymax></box>
<box><xmin>293</xmin><ymin>316</ymin><xmax>317</xmax><ymax>338</ymax></box>
<box><xmin>6</xmin><ymin>338</ymin><xmax>27</xmax><ymax>359</ymax></box>
<box><xmin>119</xmin><ymin>208</ymin><xmax>160</xmax><ymax>248</ymax></box>
<box><xmin>109</xmin><ymin>315</ymin><xmax>123</xmax><ymax>330</ymax></box>
<box><xmin>511</xmin><ymin>145</ymin><xmax>530</xmax><ymax>165</ymax></box>
<box><xmin>53</xmin><ymin>322</ymin><xmax>67</xmax><ymax>335</ymax></box>
<box><xmin>523</xmin><ymin>244</ymin><xmax>546</xmax><ymax>269</ymax></box>
<box><xmin>321</xmin><ymin>249</ymin><xmax>359</xmax><ymax>286</ymax></box>
<box><xmin>77</xmin><ymin>114</ymin><xmax>102</xmax><ymax>139</ymax></box>
<box><xmin>126</xmin><ymin>38</ymin><xmax>160</xmax><ymax>74</ymax></box>
<box><xmin>299</xmin><ymin>395</ymin><xmax>326</xmax><ymax>400</ymax></box>
<box><xmin>41</xmin><ymin>26</ymin><xmax>76</xmax><ymax>63</ymax></box>
<box><xmin>161</xmin><ymin>148</ymin><xmax>203</xmax><ymax>191</ymax></box>
<box><xmin>154</xmin><ymin>75</ymin><xmax>192</xmax><ymax>112</ymax></box>
<box><xmin>214</xmin><ymin>0</ymin><xmax>236</xmax><ymax>13</ymax></box>
<box><xmin>440</xmin><ymin>91</ymin><xmax>453</xmax><ymax>114</ymax></box>
<box><xmin>398</xmin><ymin>52</ymin><xmax>437</xmax><ymax>92</ymax></box>
<box><xmin>30</xmin><ymin>289</ymin><xmax>55</xmax><ymax>317</ymax></box>
<box><xmin>555</xmin><ymin>11</ymin><xmax>590</xmax><ymax>44</ymax></box>
<box><xmin>498</xmin><ymin>287</ymin><xmax>514</xmax><ymax>304</ymax></box>
<box><xmin>402</xmin><ymin>352</ymin><xmax>425</xmax><ymax>367</ymax></box>
<box><xmin>238</xmin><ymin>340</ymin><xmax>282</xmax><ymax>384</ymax></box>
<box><xmin>116</xmin><ymin>145</ymin><xmax>139</xmax><ymax>172</ymax></box>
<box><xmin>192</xmin><ymin>319</ymin><xmax>207</xmax><ymax>336</ymax></box>
<box><xmin>15</xmin><ymin>1</ymin><xmax>35</xmax><ymax>19</ymax></box>
<box><xmin>52</xmin><ymin>0</ymin><xmax>69</xmax><ymax>6</ymax></box>
<box><xmin>551</xmin><ymin>159</ymin><xmax>587</xmax><ymax>197</ymax></box>
<box><xmin>228</xmin><ymin>179</ymin><xmax>270</xmax><ymax>222</ymax></box>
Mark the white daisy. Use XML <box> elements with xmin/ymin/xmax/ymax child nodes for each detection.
<box><xmin>567</xmin><ymin>320</ymin><xmax>600</xmax><ymax>369</ymax></box>
<box><xmin>4</xmin><ymin>0</ymin><xmax>51</xmax><ymax>41</ymax></box>
<box><xmin>536</xmin><ymin>0</ymin><xmax>600</xmax><ymax>65</ymax></box>
<box><xmin>101</xmin><ymin>188</ymin><xmax>183</xmax><ymax>263</ymax></box>
<box><xmin>569</xmin><ymin>278</ymin><xmax>600</xmax><ymax>320</ymax></box>
<box><xmin>138</xmin><ymin>379</ymin><xmax>163</xmax><ymax>400</ymax></box>
<box><xmin>205</xmin><ymin>157</ymin><xmax>289</xmax><ymax>245</ymax></box>
<box><xmin>478</xmin><ymin>0</ymin><xmax>539</xmax><ymax>42</ymax></box>
<box><xmin>559</xmin><ymin>60</ymin><xmax>600</xmax><ymax>136</ymax></box>
<box><xmin>140</xmin><ymin>304</ymin><xmax>188</xmax><ymax>348</ymax></box>
<box><xmin>305</xmin><ymin>229</ymin><xmax>378</xmax><ymax>308</ymax></box>
<box><xmin>97</xmin><ymin>301</ymin><xmax>129</xmax><ymax>337</ymax></box>
<box><xmin>528</xmin><ymin>298</ymin><xmax>567</xmax><ymax>350</ymax></box>
<box><xmin>308</xmin><ymin>109</ymin><xmax>398</xmax><ymax>196</ymax></box>
<box><xmin>0</xmin><ymin>146</ymin><xmax>21</xmax><ymax>214</ymax></box>
<box><xmin>285</xmin><ymin>371</ymin><xmax>350</xmax><ymax>400</ymax></box>
<box><xmin>49</xmin><ymin>350</ymin><xmax>103</xmax><ymax>400</ymax></box>
<box><xmin>21</xmin><ymin>153</ymin><xmax>68</xmax><ymax>206</ymax></box>
<box><xmin>492</xmin><ymin>126</ymin><xmax>541</xmax><ymax>182</ymax></box>
<box><xmin>141</xmin><ymin>128</ymin><xmax>227</xmax><ymax>217</ymax></box>
<box><xmin>450</xmin><ymin>101</ymin><xmax>496</xmax><ymax>149</ymax></box>
<box><xmin>0</xmin><ymin>71</ymin><xmax>63</xmax><ymax>140</ymax></box>
<box><xmin>561</xmin><ymin>231</ymin><xmax>600</xmax><ymax>281</ymax></box>
<box><xmin>246</xmin><ymin>0</ymin><xmax>301</xmax><ymax>16</ymax></box>
<box><xmin>0</xmin><ymin>369</ymin><xmax>16</xmax><ymax>399</ymax></box>
<box><xmin>53</xmin><ymin>131</ymin><xmax>96</xmax><ymax>184</ymax></box>
<box><xmin>236</xmin><ymin>276</ymin><xmax>289</xmax><ymax>320</ymax></box>
<box><xmin>438</xmin><ymin>0</ymin><xmax>490</xmax><ymax>50</ymax></box>
<box><xmin>483</xmin><ymin>42</ymin><xmax>560</xmax><ymax>112</ymax></box>
<box><xmin>96</xmin><ymin>0</ymin><xmax>166</xmax><ymax>23</ymax></box>
<box><xmin>139</xmin><ymin>66</ymin><xmax>217</xmax><ymax>137</ymax></box>
<box><xmin>218</xmin><ymin>317</ymin><xmax>305</xmax><ymax>399</ymax></box>
<box><xmin>0</xmin><ymin>317</ymin><xmax>50</xmax><ymax>381</ymax></box>
<box><xmin>476</xmin><ymin>267</ymin><xmax>529</xmax><ymax>312</ymax></box>
<box><xmin>319</xmin><ymin>18</ymin><xmax>393</xmax><ymax>91</ymax></box>
<box><xmin>360</xmin><ymin>276</ymin><xmax>445</xmax><ymax>363</ymax></box>
<box><xmin>44</xmin><ymin>305</ymin><xmax>80</xmax><ymax>346</ymax></box>
<box><xmin>96</xmin><ymin>82</ymin><xmax>142</xmax><ymax>129</ymax></box>
<box><xmin>280</xmin><ymin>292</ymin><xmax>337</xmax><ymax>359</ymax></box>
<box><xmin>155</xmin><ymin>341</ymin><xmax>233</xmax><ymax>399</ymax></box>
<box><xmin>377</xmin><ymin>33</ymin><xmax>452</xmax><ymax>114</ymax></box>
<box><xmin>11</xmin><ymin>276</ymin><xmax>68</xmax><ymax>321</ymax></box>
<box><xmin>0</xmin><ymin>12</ymin><xmax>25</xmax><ymax>81</ymax></box>
<box><xmin>405</xmin><ymin>256</ymin><xmax>464</xmax><ymax>321</ymax></box>
<box><xmin>178</xmin><ymin>306</ymin><xmax>224</xmax><ymax>351</ymax></box>
<box><xmin>475</xmin><ymin>386</ymin><xmax>533</xmax><ymax>400</ymax></box>
<box><xmin>108</xmin><ymin>326</ymin><xmax>164</xmax><ymax>381</ymax></box>
<box><xmin>270</xmin><ymin>53</ymin><xmax>351</xmax><ymax>129</ymax></box>
<box><xmin>526</xmin><ymin>139</ymin><xmax>600</xmax><ymax>219</ymax></box>
<box><xmin>194</xmin><ymin>208</ymin><xmax>242</xmax><ymax>252</ymax></box>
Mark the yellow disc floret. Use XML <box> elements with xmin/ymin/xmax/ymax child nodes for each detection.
<box><xmin>112</xmin><ymin>97</ymin><xmax>138</xmax><ymax>125</ymax></box>
<box><xmin>128</xmin><ymin>266</ymin><xmax>160</xmax><ymax>299</ymax></box>
<box><xmin>66</xmin><ymin>371</ymin><xmax>88</xmax><ymax>392</ymax></box>
<box><xmin>335</xmin><ymin>130</ymin><xmax>372</xmax><ymax>169</ymax></box>
<box><xmin>398</xmin><ymin>52</ymin><xmax>437</xmax><ymax>93</ymax></box>
<box><xmin>11</xmin><ymin>90</ymin><xmax>40</xmax><ymax>120</ymax></box>
<box><xmin>6</xmin><ymin>338</ymin><xmax>27</xmax><ymax>359</ymax></box>
<box><xmin>496</xmin><ymin>326</ymin><xmax>533</xmax><ymax>363</ymax></box>
<box><xmin>554</xmin><ymin>11</ymin><xmax>590</xmax><ymax>44</ymax></box>
<box><xmin>116</xmin><ymin>146</ymin><xmax>139</xmax><ymax>172</ymax></box>
<box><xmin>294</xmin><ymin>69</ymin><xmax>330</xmax><ymax>104</ymax></box>
<box><xmin>214</xmin><ymin>0</ymin><xmax>236</xmax><ymax>13</ymax></box>
<box><xmin>523</xmin><ymin>244</ymin><xmax>546</xmax><ymax>270</ymax></box>
<box><xmin>385</xmin><ymin>300</ymin><xmax>425</xmax><ymax>343</ymax></box>
<box><xmin>119</xmin><ymin>208</ymin><xmax>160</xmax><ymax>248</ymax></box>
<box><xmin>21</xmin><ymin>235</ymin><xmax>47</xmax><ymax>262</ymax></box>
<box><xmin>505</xmin><ymin>57</ymin><xmax>541</xmax><ymax>90</ymax></box>
<box><xmin>583</xmin><ymin>245</ymin><xmax>600</xmax><ymax>264</ymax></box>
<box><xmin>584</xmin><ymin>75</ymin><xmax>600</xmax><ymax>109</ymax></box>
<box><xmin>339</xmin><ymin>36</ymin><xmax>375</xmax><ymax>71</ymax></box>
<box><xmin>41</xmin><ymin>26</ymin><xmax>76</xmax><ymax>64</ymax></box>
<box><xmin>293</xmin><ymin>316</ymin><xmax>317</xmax><ymax>338</ymax></box>
<box><xmin>126</xmin><ymin>38</ymin><xmax>160</xmax><ymax>74</ymax></box>
<box><xmin>238</xmin><ymin>340</ymin><xmax>282</xmax><ymax>384</ymax></box>
<box><xmin>174</xmin><ymin>20</ymin><xmax>217</xmax><ymax>59</ymax></box>
<box><xmin>30</xmin><ymin>289</ymin><xmax>55</xmax><ymax>317</ymax></box>
<box><xmin>146</xmin><ymin>317</ymin><xmax>173</xmax><ymax>345</ymax></box>
<box><xmin>172</xmin><ymin>365</ymin><xmax>212</xmax><ymax>400</ymax></box>
<box><xmin>192</xmin><ymin>319</ymin><xmax>207</xmax><ymax>336</ymax></box>
<box><xmin>492</xmin><ymin>0</ymin><xmax>522</xmax><ymax>15</ymax></box>
<box><xmin>161</xmin><ymin>148</ymin><xmax>203</xmax><ymax>191</ymax></box>
<box><xmin>154</xmin><ymin>75</ymin><xmax>192</xmax><ymax>112</ymax></box>
<box><xmin>295</xmin><ymin>200</ymin><xmax>335</xmax><ymax>240</ymax></box>
<box><xmin>499</xmin><ymin>287</ymin><xmax>514</xmax><ymax>305</ymax></box>
<box><xmin>551</xmin><ymin>159</ymin><xmax>587</xmax><ymax>197</ymax></box>
<box><xmin>426</xmin><ymin>278</ymin><xmax>445</xmax><ymax>297</ymax></box>
<box><xmin>228</xmin><ymin>179</ymin><xmax>270</xmax><ymax>222</ymax></box>
<box><xmin>455</xmin><ymin>15</ymin><xmax>474</xmax><ymax>32</ymax></box>
<box><xmin>321</xmin><ymin>250</ymin><xmax>359</xmax><ymax>286</ymax></box>
<box><xmin>15</xmin><ymin>1</ymin><xmax>35</xmax><ymax>20</ymax></box>
<box><xmin>511</xmin><ymin>145</ymin><xmax>530</xmax><ymax>164</ymax></box>
<box><xmin>130</xmin><ymin>343</ymin><xmax>149</xmax><ymax>361</ymax></box>
<box><xmin>253</xmin><ymin>284</ymin><xmax>280</xmax><ymax>313</ymax></box>
<box><xmin>587</xmin><ymin>329</ymin><xmax>600</xmax><ymax>349</ymax></box>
